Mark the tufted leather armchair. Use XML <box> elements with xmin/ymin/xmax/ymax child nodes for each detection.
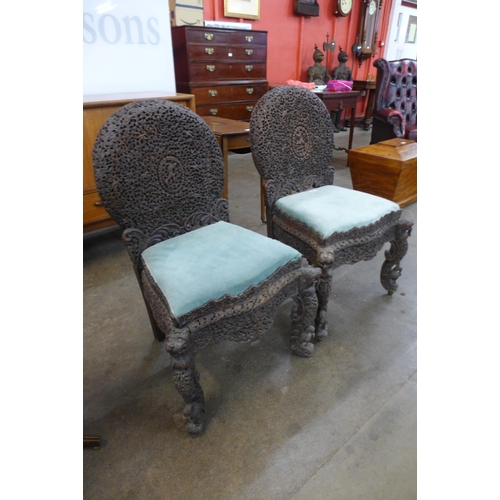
<box><xmin>370</xmin><ymin>58</ymin><xmax>417</xmax><ymax>144</ymax></box>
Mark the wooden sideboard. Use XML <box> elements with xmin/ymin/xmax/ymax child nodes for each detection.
<box><xmin>83</xmin><ymin>91</ymin><xmax>196</xmax><ymax>233</ymax></box>
<box><xmin>171</xmin><ymin>26</ymin><xmax>268</xmax><ymax>121</ymax></box>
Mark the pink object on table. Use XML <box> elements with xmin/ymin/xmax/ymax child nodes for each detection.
<box><xmin>326</xmin><ymin>80</ymin><xmax>353</xmax><ymax>92</ymax></box>
<box><xmin>285</xmin><ymin>80</ymin><xmax>316</xmax><ymax>90</ymax></box>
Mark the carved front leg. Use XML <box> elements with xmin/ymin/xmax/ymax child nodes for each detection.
<box><xmin>289</xmin><ymin>268</ymin><xmax>320</xmax><ymax>357</ymax></box>
<box><xmin>380</xmin><ymin>220</ymin><xmax>413</xmax><ymax>295</ymax></box>
<box><xmin>165</xmin><ymin>328</ymin><xmax>205</xmax><ymax>437</ymax></box>
<box><xmin>314</xmin><ymin>250</ymin><xmax>335</xmax><ymax>341</ymax></box>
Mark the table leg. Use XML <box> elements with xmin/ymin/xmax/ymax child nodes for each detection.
<box><xmin>348</xmin><ymin>107</ymin><xmax>355</xmax><ymax>150</ymax></box>
<box><xmin>221</xmin><ymin>137</ymin><xmax>229</xmax><ymax>200</ymax></box>
<box><xmin>364</xmin><ymin>88</ymin><xmax>376</xmax><ymax>130</ymax></box>
<box><xmin>260</xmin><ymin>178</ymin><xmax>266</xmax><ymax>223</ymax></box>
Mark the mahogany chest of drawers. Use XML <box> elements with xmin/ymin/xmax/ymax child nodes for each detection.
<box><xmin>171</xmin><ymin>26</ymin><xmax>268</xmax><ymax>121</ymax></box>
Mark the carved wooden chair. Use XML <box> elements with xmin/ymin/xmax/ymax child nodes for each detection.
<box><xmin>370</xmin><ymin>58</ymin><xmax>417</xmax><ymax>144</ymax></box>
<box><xmin>249</xmin><ymin>85</ymin><xmax>413</xmax><ymax>340</ymax></box>
<box><xmin>92</xmin><ymin>99</ymin><xmax>321</xmax><ymax>437</ymax></box>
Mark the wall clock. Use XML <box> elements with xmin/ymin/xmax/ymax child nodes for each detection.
<box><xmin>355</xmin><ymin>0</ymin><xmax>382</xmax><ymax>66</ymax></box>
<box><xmin>335</xmin><ymin>0</ymin><xmax>353</xmax><ymax>17</ymax></box>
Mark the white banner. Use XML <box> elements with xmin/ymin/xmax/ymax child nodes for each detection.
<box><xmin>83</xmin><ymin>0</ymin><xmax>176</xmax><ymax>95</ymax></box>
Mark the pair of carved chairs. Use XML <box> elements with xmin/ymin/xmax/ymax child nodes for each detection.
<box><xmin>370</xmin><ymin>58</ymin><xmax>417</xmax><ymax>144</ymax></box>
<box><xmin>92</xmin><ymin>88</ymin><xmax>413</xmax><ymax>437</ymax></box>
<box><xmin>249</xmin><ymin>85</ymin><xmax>413</xmax><ymax>340</ymax></box>
<box><xmin>92</xmin><ymin>99</ymin><xmax>321</xmax><ymax>437</ymax></box>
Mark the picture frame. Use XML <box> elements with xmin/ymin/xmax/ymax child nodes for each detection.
<box><xmin>224</xmin><ymin>0</ymin><xmax>260</xmax><ymax>20</ymax></box>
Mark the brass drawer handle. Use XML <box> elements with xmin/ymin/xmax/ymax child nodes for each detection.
<box><xmin>208</xmin><ymin>90</ymin><xmax>218</xmax><ymax>97</ymax></box>
<box><xmin>246</xmin><ymin>49</ymin><xmax>253</xmax><ymax>56</ymax></box>
<box><xmin>206</xmin><ymin>65</ymin><xmax>215</xmax><ymax>72</ymax></box>
<box><xmin>205</xmin><ymin>47</ymin><xmax>214</xmax><ymax>55</ymax></box>
<box><xmin>94</xmin><ymin>200</ymin><xmax>103</xmax><ymax>207</ymax></box>
<box><xmin>246</xmin><ymin>88</ymin><xmax>254</xmax><ymax>94</ymax></box>
<box><xmin>246</xmin><ymin>105</ymin><xmax>254</xmax><ymax>112</ymax></box>
<box><xmin>204</xmin><ymin>33</ymin><xmax>214</xmax><ymax>40</ymax></box>
<box><xmin>210</xmin><ymin>109</ymin><xmax>218</xmax><ymax>115</ymax></box>
<box><xmin>245</xmin><ymin>36</ymin><xmax>253</xmax><ymax>42</ymax></box>
<box><xmin>245</xmin><ymin>65</ymin><xmax>253</xmax><ymax>72</ymax></box>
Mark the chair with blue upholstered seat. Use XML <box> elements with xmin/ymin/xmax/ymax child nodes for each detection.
<box><xmin>92</xmin><ymin>99</ymin><xmax>321</xmax><ymax>437</ymax></box>
<box><xmin>249</xmin><ymin>85</ymin><xmax>413</xmax><ymax>340</ymax></box>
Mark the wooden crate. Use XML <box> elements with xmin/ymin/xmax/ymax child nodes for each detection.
<box><xmin>347</xmin><ymin>138</ymin><xmax>417</xmax><ymax>207</ymax></box>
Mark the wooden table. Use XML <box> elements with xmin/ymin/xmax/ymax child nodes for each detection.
<box><xmin>352</xmin><ymin>80</ymin><xmax>377</xmax><ymax>130</ymax></box>
<box><xmin>201</xmin><ymin>116</ymin><xmax>251</xmax><ymax>201</ymax></box>
<box><xmin>202</xmin><ymin>116</ymin><xmax>270</xmax><ymax>222</ymax></box>
<box><xmin>315</xmin><ymin>90</ymin><xmax>361</xmax><ymax>151</ymax></box>
<box><xmin>348</xmin><ymin>138</ymin><xmax>417</xmax><ymax>207</ymax></box>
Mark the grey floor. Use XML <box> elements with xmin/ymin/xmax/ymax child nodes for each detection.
<box><xmin>83</xmin><ymin>127</ymin><xmax>417</xmax><ymax>499</ymax></box>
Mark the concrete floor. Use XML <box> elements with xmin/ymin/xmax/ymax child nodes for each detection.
<box><xmin>83</xmin><ymin>127</ymin><xmax>417</xmax><ymax>499</ymax></box>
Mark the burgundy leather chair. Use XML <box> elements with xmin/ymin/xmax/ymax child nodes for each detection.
<box><xmin>370</xmin><ymin>58</ymin><xmax>417</xmax><ymax>144</ymax></box>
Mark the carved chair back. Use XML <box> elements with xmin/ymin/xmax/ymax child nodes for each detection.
<box><xmin>372</xmin><ymin>58</ymin><xmax>417</xmax><ymax>142</ymax></box>
<box><xmin>250</xmin><ymin>85</ymin><xmax>335</xmax><ymax>205</ymax></box>
<box><xmin>93</xmin><ymin>99</ymin><xmax>228</xmax><ymax>241</ymax></box>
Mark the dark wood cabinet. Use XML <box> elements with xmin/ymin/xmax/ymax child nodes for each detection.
<box><xmin>171</xmin><ymin>26</ymin><xmax>268</xmax><ymax>121</ymax></box>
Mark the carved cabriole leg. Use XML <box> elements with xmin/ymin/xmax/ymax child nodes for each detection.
<box><xmin>289</xmin><ymin>269</ymin><xmax>320</xmax><ymax>357</ymax></box>
<box><xmin>313</xmin><ymin>249</ymin><xmax>335</xmax><ymax>341</ymax></box>
<box><xmin>139</xmin><ymin>273</ymin><xmax>204</xmax><ymax>436</ymax></box>
<box><xmin>315</xmin><ymin>266</ymin><xmax>333</xmax><ymax>341</ymax></box>
<box><xmin>380</xmin><ymin>220</ymin><xmax>413</xmax><ymax>295</ymax></box>
<box><xmin>165</xmin><ymin>328</ymin><xmax>205</xmax><ymax>437</ymax></box>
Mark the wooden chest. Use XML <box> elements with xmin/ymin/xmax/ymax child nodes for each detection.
<box><xmin>171</xmin><ymin>26</ymin><xmax>268</xmax><ymax>121</ymax></box>
<box><xmin>347</xmin><ymin>138</ymin><xmax>417</xmax><ymax>207</ymax></box>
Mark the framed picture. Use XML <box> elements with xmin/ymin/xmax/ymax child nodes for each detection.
<box><xmin>224</xmin><ymin>0</ymin><xmax>260</xmax><ymax>20</ymax></box>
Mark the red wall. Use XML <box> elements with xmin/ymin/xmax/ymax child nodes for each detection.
<box><xmin>202</xmin><ymin>0</ymin><xmax>394</xmax><ymax>85</ymax></box>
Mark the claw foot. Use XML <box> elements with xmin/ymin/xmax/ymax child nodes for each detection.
<box><xmin>315</xmin><ymin>310</ymin><xmax>328</xmax><ymax>341</ymax></box>
<box><xmin>183</xmin><ymin>401</ymin><xmax>205</xmax><ymax>437</ymax></box>
<box><xmin>290</xmin><ymin>325</ymin><xmax>315</xmax><ymax>357</ymax></box>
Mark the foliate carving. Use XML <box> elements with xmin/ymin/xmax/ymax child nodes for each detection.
<box><xmin>289</xmin><ymin>272</ymin><xmax>319</xmax><ymax>357</ymax></box>
<box><xmin>93</xmin><ymin>99</ymin><xmax>225</xmax><ymax>236</ymax></box>
<box><xmin>122</xmin><ymin>200</ymin><xmax>229</xmax><ymax>267</ymax></box>
<box><xmin>381</xmin><ymin>220</ymin><xmax>413</xmax><ymax>294</ymax></box>
<box><xmin>250</xmin><ymin>85</ymin><xmax>335</xmax><ymax>185</ymax></box>
<box><xmin>272</xmin><ymin>207</ymin><xmax>401</xmax><ymax>268</ymax></box>
<box><xmin>264</xmin><ymin>170</ymin><xmax>334</xmax><ymax>208</ymax></box>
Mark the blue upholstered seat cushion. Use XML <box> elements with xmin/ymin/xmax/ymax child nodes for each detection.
<box><xmin>141</xmin><ymin>221</ymin><xmax>302</xmax><ymax>319</ymax></box>
<box><xmin>275</xmin><ymin>185</ymin><xmax>400</xmax><ymax>238</ymax></box>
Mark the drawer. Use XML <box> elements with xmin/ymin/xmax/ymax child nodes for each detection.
<box><xmin>229</xmin><ymin>31</ymin><xmax>267</xmax><ymax>46</ymax></box>
<box><xmin>189</xmin><ymin>62</ymin><xmax>266</xmax><ymax>81</ymax></box>
<box><xmin>231</xmin><ymin>82</ymin><xmax>268</xmax><ymax>101</ymax></box>
<box><xmin>187</xmin><ymin>44</ymin><xmax>267</xmax><ymax>62</ymax></box>
<box><xmin>192</xmin><ymin>83</ymin><xmax>268</xmax><ymax>105</ymax></box>
<box><xmin>83</xmin><ymin>191</ymin><xmax>112</xmax><ymax>225</ymax></box>
<box><xmin>185</xmin><ymin>29</ymin><xmax>231</xmax><ymax>45</ymax></box>
<box><xmin>197</xmin><ymin>101</ymin><xmax>257</xmax><ymax>121</ymax></box>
